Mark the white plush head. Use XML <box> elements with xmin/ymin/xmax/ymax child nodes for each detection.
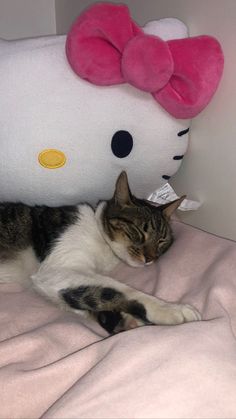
<box><xmin>0</xmin><ymin>3</ymin><xmax>223</xmax><ymax>206</ymax></box>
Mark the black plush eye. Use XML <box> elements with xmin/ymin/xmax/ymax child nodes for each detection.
<box><xmin>111</xmin><ymin>130</ymin><xmax>133</xmax><ymax>158</ymax></box>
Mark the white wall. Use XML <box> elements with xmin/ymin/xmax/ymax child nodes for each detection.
<box><xmin>146</xmin><ymin>0</ymin><xmax>236</xmax><ymax>241</ymax></box>
<box><xmin>0</xmin><ymin>0</ymin><xmax>56</xmax><ymax>39</ymax></box>
<box><xmin>55</xmin><ymin>0</ymin><xmax>88</xmax><ymax>34</ymax></box>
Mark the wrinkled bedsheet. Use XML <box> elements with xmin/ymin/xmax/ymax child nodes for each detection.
<box><xmin>0</xmin><ymin>220</ymin><xmax>236</xmax><ymax>418</ymax></box>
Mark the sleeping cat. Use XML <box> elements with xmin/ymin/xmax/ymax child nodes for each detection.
<box><xmin>0</xmin><ymin>171</ymin><xmax>201</xmax><ymax>333</ymax></box>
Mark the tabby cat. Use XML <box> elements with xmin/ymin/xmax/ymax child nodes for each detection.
<box><xmin>0</xmin><ymin>172</ymin><xmax>201</xmax><ymax>333</ymax></box>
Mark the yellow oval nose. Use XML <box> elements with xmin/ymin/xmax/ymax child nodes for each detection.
<box><xmin>38</xmin><ymin>149</ymin><xmax>66</xmax><ymax>169</ymax></box>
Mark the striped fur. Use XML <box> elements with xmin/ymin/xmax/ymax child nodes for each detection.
<box><xmin>0</xmin><ymin>172</ymin><xmax>200</xmax><ymax>333</ymax></box>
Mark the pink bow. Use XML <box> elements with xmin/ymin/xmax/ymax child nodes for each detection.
<box><xmin>66</xmin><ymin>2</ymin><xmax>224</xmax><ymax>119</ymax></box>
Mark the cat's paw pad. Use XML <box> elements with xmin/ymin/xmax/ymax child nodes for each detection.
<box><xmin>123</xmin><ymin>313</ymin><xmax>146</xmax><ymax>329</ymax></box>
<box><xmin>97</xmin><ymin>311</ymin><xmax>145</xmax><ymax>334</ymax></box>
<box><xmin>114</xmin><ymin>313</ymin><xmax>145</xmax><ymax>333</ymax></box>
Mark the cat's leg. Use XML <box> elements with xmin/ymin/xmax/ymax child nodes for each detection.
<box><xmin>60</xmin><ymin>278</ymin><xmax>201</xmax><ymax>327</ymax></box>
<box><xmin>0</xmin><ymin>248</ymin><xmax>39</xmax><ymax>285</ymax></box>
<box><xmin>32</xmin><ymin>267</ymin><xmax>201</xmax><ymax>332</ymax></box>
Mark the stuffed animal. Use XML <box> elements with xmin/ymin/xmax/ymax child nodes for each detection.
<box><xmin>0</xmin><ymin>2</ymin><xmax>223</xmax><ymax>206</ymax></box>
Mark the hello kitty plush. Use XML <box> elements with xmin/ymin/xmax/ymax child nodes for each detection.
<box><xmin>0</xmin><ymin>2</ymin><xmax>223</xmax><ymax>206</ymax></box>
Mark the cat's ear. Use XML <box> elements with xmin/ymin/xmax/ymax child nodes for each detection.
<box><xmin>159</xmin><ymin>195</ymin><xmax>186</xmax><ymax>219</ymax></box>
<box><xmin>113</xmin><ymin>171</ymin><xmax>132</xmax><ymax>206</ymax></box>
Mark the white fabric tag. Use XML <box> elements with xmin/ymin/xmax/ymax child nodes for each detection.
<box><xmin>148</xmin><ymin>183</ymin><xmax>201</xmax><ymax>211</ymax></box>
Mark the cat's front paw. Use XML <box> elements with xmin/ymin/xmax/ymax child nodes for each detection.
<box><xmin>147</xmin><ymin>301</ymin><xmax>201</xmax><ymax>325</ymax></box>
<box><xmin>176</xmin><ymin>303</ymin><xmax>202</xmax><ymax>322</ymax></box>
<box><xmin>162</xmin><ymin>302</ymin><xmax>201</xmax><ymax>324</ymax></box>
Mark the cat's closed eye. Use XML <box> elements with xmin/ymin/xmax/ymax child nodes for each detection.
<box><xmin>125</xmin><ymin>225</ymin><xmax>145</xmax><ymax>246</ymax></box>
<box><xmin>143</xmin><ymin>222</ymin><xmax>149</xmax><ymax>232</ymax></box>
<box><xmin>109</xmin><ymin>217</ymin><xmax>145</xmax><ymax>245</ymax></box>
<box><xmin>132</xmin><ymin>231</ymin><xmax>145</xmax><ymax>246</ymax></box>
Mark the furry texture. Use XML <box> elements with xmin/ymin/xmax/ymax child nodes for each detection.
<box><xmin>1</xmin><ymin>220</ymin><xmax>236</xmax><ymax>418</ymax></box>
<box><xmin>0</xmin><ymin>4</ymin><xmax>223</xmax><ymax>207</ymax></box>
<box><xmin>0</xmin><ymin>172</ymin><xmax>200</xmax><ymax>333</ymax></box>
<box><xmin>0</xmin><ymin>12</ymin><xmax>191</xmax><ymax>207</ymax></box>
<box><xmin>66</xmin><ymin>2</ymin><xmax>224</xmax><ymax>118</ymax></box>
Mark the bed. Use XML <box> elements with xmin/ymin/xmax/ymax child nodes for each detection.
<box><xmin>0</xmin><ymin>2</ymin><xmax>229</xmax><ymax>417</ymax></box>
<box><xmin>1</xmin><ymin>219</ymin><xmax>236</xmax><ymax>418</ymax></box>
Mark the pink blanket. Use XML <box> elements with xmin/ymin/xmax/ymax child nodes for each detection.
<box><xmin>1</xmin><ymin>220</ymin><xmax>236</xmax><ymax>418</ymax></box>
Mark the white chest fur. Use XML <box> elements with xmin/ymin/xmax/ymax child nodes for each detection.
<box><xmin>42</xmin><ymin>203</ymin><xmax>119</xmax><ymax>275</ymax></box>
